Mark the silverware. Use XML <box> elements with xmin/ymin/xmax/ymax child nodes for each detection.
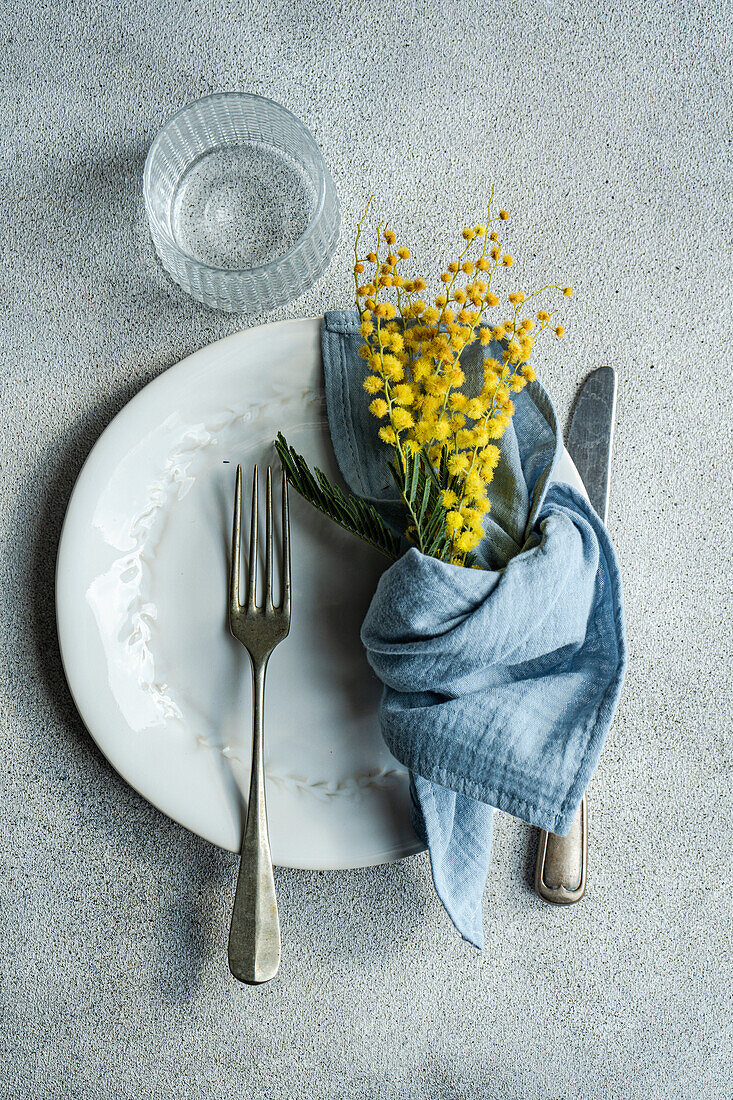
<box><xmin>535</xmin><ymin>366</ymin><xmax>618</xmax><ymax>905</ymax></box>
<box><xmin>227</xmin><ymin>464</ymin><xmax>291</xmax><ymax>982</ymax></box>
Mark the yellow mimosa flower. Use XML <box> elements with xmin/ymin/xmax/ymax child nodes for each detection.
<box><xmin>449</xmin><ymin>393</ymin><xmax>469</xmax><ymax>412</ymax></box>
<box><xmin>369</xmin><ymin>398</ymin><xmax>389</xmax><ymax>418</ymax></box>
<box><xmin>392</xmin><ymin>407</ymin><xmax>414</xmax><ymax>431</ymax></box>
<box><xmin>433</xmin><ymin>418</ymin><xmax>451</xmax><ymax>442</ymax></box>
<box><xmin>447</xmin><ymin>452</ymin><xmax>470</xmax><ymax>476</ymax></box>
<box><xmin>392</xmin><ymin>383</ymin><xmax>416</xmax><ymax>406</ymax></box>
<box><xmin>455</xmin><ymin>530</ymin><xmax>477</xmax><ymax>553</ymax></box>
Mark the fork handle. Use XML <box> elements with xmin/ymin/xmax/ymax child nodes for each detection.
<box><xmin>534</xmin><ymin>794</ymin><xmax>587</xmax><ymax>904</ymax></box>
<box><xmin>228</xmin><ymin>658</ymin><xmax>281</xmax><ymax>984</ymax></box>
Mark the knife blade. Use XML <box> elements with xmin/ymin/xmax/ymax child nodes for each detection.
<box><xmin>534</xmin><ymin>366</ymin><xmax>618</xmax><ymax>904</ymax></box>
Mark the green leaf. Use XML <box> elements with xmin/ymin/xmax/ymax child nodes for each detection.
<box><xmin>388</xmin><ymin>447</ymin><xmax>451</xmax><ymax>560</ymax></box>
<box><xmin>274</xmin><ymin>434</ymin><xmax>401</xmax><ymax>561</ymax></box>
<box><xmin>417</xmin><ymin>475</ymin><xmax>432</xmax><ymax>525</ymax></box>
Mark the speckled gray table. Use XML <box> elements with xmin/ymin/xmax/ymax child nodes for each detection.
<box><xmin>2</xmin><ymin>2</ymin><xmax>731</xmax><ymax>1097</ymax></box>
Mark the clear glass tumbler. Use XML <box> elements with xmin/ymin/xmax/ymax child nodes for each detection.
<box><xmin>143</xmin><ymin>93</ymin><xmax>341</xmax><ymax>313</ymax></box>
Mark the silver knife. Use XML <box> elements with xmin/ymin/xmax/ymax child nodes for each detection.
<box><xmin>534</xmin><ymin>366</ymin><xmax>618</xmax><ymax>904</ymax></box>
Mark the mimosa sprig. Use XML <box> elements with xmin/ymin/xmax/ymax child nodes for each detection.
<box><xmin>277</xmin><ymin>193</ymin><xmax>572</xmax><ymax>566</ymax></box>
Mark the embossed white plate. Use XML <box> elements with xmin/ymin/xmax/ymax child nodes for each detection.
<box><xmin>56</xmin><ymin>317</ymin><xmax>584</xmax><ymax>868</ymax></box>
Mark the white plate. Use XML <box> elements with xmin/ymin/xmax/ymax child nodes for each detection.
<box><xmin>56</xmin><ymin>317</ymin><xmax>584</xmax><ymax>869</ymax></box>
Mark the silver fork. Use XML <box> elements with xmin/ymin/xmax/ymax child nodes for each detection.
<box><xmin>227</xmin><ymin>464</ymin><xmax>290</xmax><ymax>984</ymax></box>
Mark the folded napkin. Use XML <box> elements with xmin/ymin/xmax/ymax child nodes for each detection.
<box><xmin>322</xmin><ymin>310</ymin><xmax>626</xmax><ymax>947</ymax></box>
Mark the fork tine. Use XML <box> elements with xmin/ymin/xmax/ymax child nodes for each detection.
<box><xmin>281</xmin><ymin>472</ymin><xmax>291</xmax><ymax>617</ymax></box>
<box><xmin>229</xmin><ymin>465</ymin><xmax>242</xmax><ymax>619</ymax></box>
<box><xmin>265</xmin><ymin>466</ymin><xmax>273</xmax><ymax>609</ymax></box>
<box><xmin>247</xmin><ymin>465</ymin><xmax>258</xmax><ymax>609</ymax></box>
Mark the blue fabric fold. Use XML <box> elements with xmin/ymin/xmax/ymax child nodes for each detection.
<box><xmin>321</xmin><ymin>310</ymin><xmax>626</xmax><ymax>948</ymax></box>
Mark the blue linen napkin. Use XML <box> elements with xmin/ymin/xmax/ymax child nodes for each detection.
<box><xmin>321</xmin><ymin>310</ymin><xmax>626</xmax><ymax>948</ymax></box>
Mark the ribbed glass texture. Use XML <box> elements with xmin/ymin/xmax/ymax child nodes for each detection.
<box><xmin>143</xmin><ymin>93</ymin><xmax>340</xmax><ymax>313</ymax></box>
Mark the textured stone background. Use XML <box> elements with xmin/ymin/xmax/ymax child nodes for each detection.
<box><xmin>2</xmin><ymin>2</ymin><xmax>731</xmax><ymax>1097</ymax></box>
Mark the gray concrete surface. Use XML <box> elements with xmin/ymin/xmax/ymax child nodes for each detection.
<box><xmin>1</xmin><ymin>2</ymin><xmax>731</xmax><ymax>1097</ymax></box>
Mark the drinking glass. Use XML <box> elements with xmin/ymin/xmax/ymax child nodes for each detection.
<box><xmin>144</xmin><ymin>93</ymin><xmax>340</xmax><ymax>313</ymax></box>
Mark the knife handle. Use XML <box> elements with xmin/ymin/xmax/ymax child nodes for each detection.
<box><xmin>534</xmin><ymin>794</ymin><xmax>587</xmax><ymax>904</ymax></box>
